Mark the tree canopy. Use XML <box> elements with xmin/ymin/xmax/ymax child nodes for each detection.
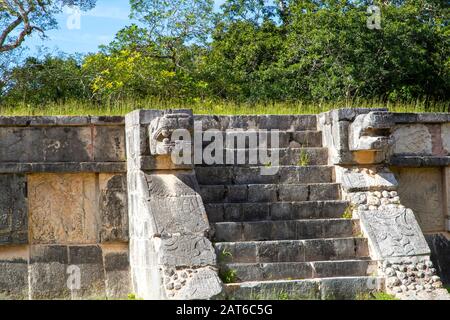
<box><xmin>0</xmin><ymin>0</ymin><xmax>96</xmax><ymax>52</ymax></box>
<box><xmin>0</xmin><ymin>0</ymin><xmax>448</xmax><ymax>106</ymax></box>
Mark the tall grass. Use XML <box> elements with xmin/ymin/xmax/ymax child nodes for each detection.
<box><xmin>0</xmin><ymin>97</ymin><xmax>448</xmax><ymax>116</ymax></box>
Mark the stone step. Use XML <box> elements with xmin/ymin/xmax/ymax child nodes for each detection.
<box><xmin>220</xmin><ymin>260</ymin><xmax>376</xmax><ymax>282</ymax></box>
<box><xmin>215</xmin><ymin>238</ymin><xmax>369</xmax><ymax>264</ymax></box>
<box><xmin>205</xmin><ymin>200</ymin><xmax>348</xmax><ymax>223</ymax></box>
<box><xmin>194</xmin><ymin>115</ymin><xmax>317</xmax><ymax>131</ymax></box>
<box><xmin>200</xmin><ymin>183</ymin><xmax>341</xmax><ymax>204</ymax></box>
<box><xmin>223</xmin><ymin>276</ymin><xmax>385</xmax><ymax>300</ymax></box>
<box><xmin>212</xmin><ymin>219</ymin><xmax>358</xmax><ymax>242</ymax></box>
<box><xmin>195</xmin><ymin>165</ymin><xmax>334</xmax><ymax>185</ymax></box>
<box><xmin>197</xmin><ymin>130</ymin><xmax>323</xmax><ymax>148</ymax></box>
<box><xmin>195</xmin><ymin>148</ymin><xmax>328</xmax><ymax>166</ymax></box>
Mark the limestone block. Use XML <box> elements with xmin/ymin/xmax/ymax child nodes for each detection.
<box><xmin>29</xmin><ymin>245</ymin><xmax>71</xmax><ymax>300</ymax></box>
<box><xmin>172</xmin><ymin>267</ymin><xmax>223</xmax><ymax>300</ymax></box>
<box><xmin>0</xmin><ymin>174</ymin><xmax>28</xmax><ymax>245</ymax></box>
<box><xmin>320</xmin><ymin>277</ymin><xmax>384</xmax><ymax>300</ymax></box>
<box><xmin>359</xmin><ymin>207</ymin><xmax>430</xmax><ymax>260</ymax></box>
<box><xmin>148</xmin><ymin>195</ymin><xmax>208</xmax><ymax>235</ymax></box>
<box><xmin>279</xmin><ymin>185</ymin><xmax>309</xmax><ymax>201</ymax></box>
<box><xmin>145</xmin><ymin>173</ymin><xmax>209</xmax><ymax>235</ymax></box>
<box><xmin>349</xmin><ymin>112</ymin><xmax>393</xmax><ymax>151</ymax></box>
<box><xmin>391</xmin><ymin>124</ymin><xmax>432</xmax><ymax>155</ymax></box>
<box><xmin>149</xmin><ymin>111</ymin><xmax>193</xmax><ymax>155</ymax></box>
<box><xmin>336</xmin><ymin>166</ymin><xmax>398</xmax><ymax>192</ymax></box>
<box><xmin>93</xmin><ymin>126</ymin><xmax>126</xmax><ymax>162</ymax></box>
<box><xmin>28</xmin><ymin>173</ymin><xmax>99</xmax><ymax>244</ymax></box>
<box><xmin>0</xmin><ymin>245</ymin><xmax>29</xmax><ymax>299</ymax></box>
<box><xmin>393</xmin><ymin>167</ymin><xmax>445</xmax><ymax>232</ymax></box>
<box><xmin>99</xmin><ymin>174</ymin><xmax>128</xmax><ymax>242</ymax></box>
<box><xmin>102</xmin><ymin>244</ymin><xmax>131</xmax><ymax>299</ymax></box>
<box><xmin>158</xmin><ymin>234</ymin><xmax>216</xmax><ymax>268</ymax></box>
<box><xmin>129</xmin><ymin>238</ymin><xmax>163</xmax><ymax>299</ymax></box>
<box><xmin>321</xmin><ymin>117</ymin><xmax>352</xmax><ymax>164</ymax></box>
<box><xmin>140</xmin><ymin>155</ymin><xmax>193</xmax><ymax>170</ymax></box>
<box><xmin>125</xmin><ymin>109</ymin><xmax>164</xmax><ymax>127</ymax></box>
<box><xmin>225</xmin><ymin>279</ymin><xmax>321</xmax><ymax>300</ymax></box>
<box><xmin>330</xmin><ymin>120</ymin><xmax>350</xmax><ymax>157</ymax></box>
<box><xmin>68</xmin><ymin>245</ymin><xmax>106</xmax><ymax>299</ymax></box>
<box><xmin>330</xmin><ymin>108</ymin><xmax>388</xmax><ymax>122</ymax></box>
<box><xmin>0</xmin><ymin>127</ymin><xmax>92</xmax><ymax>162</ymax></box>
<box><xmin>442</xmin><ymin>123</ymin><xmax>450</xmax><ymax>155</ymax></box>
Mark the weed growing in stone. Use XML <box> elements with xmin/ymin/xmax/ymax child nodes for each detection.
<box><xmin>219</xmin><ymin>248</ymin><xmax>233</xmax><ymax>263</ymax></box>
<box><xmin>127</xmin><ymin>293</ymin><xmax>143</xmax><ymax>300</ymax></box>
<box><xmin>297</xmin><ymin>149</ymin><xmax>310</xmax><ymax>166</ymax></box>
<box><xmin>220</xmin><ymin>269</ymin><xmax>238</xmax><ymax>284</ymax></box>
<box><xmin>277</xmin><ymin>290</ymin><xmax>290</xmax><ymax>300</ymax></box>
<box><xmin>356</xmin><ymin>291</ymin><xmax>398</xmax><ymax>300</ymax></box>
<box><xmin>342</xmin><ymin>205</ymin><xmax>354</xmax><ymax>219</ymax></box>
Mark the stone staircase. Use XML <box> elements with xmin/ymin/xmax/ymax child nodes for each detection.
<box><xmin>195</xmin><ymin>115</ymin><xmax>384</xmax><ymax>300</ymax></box>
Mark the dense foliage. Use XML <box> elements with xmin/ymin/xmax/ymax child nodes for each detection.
<box><xmin>0</xmin><ymin>0</ymin><xmax>448</xmax><ymax>107</ymax></box>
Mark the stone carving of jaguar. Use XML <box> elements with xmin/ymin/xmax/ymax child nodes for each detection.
<box><xmin>148</xmin><ymin>112</ymin><xmax>193</xmax><ymax>156</ymax></box>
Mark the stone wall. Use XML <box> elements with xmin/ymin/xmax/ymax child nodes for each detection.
<box><xmin>319</xmin><ymin>109</ymin><xmax>450</xmax><ymax>298</ymax></box>
<box><xmin>388</xmin><ymin>113</ymin><xmax>450</xmax><ymax>233</ymax></box>
<box><xmin>0</xmin><ymin>111</ymin><xmax>449</xmax><ymax>299</ymax></box>
<box><xmin>387</xmin><ymin>113</ymin><xmax>450</xmax><ymax>287</ymax></box>
<box><xmin>0</xmin><ymin>117</ymin><xmax>129</xmax><ymax>300</ymax></box>
<box><xmin>125</xmin><ymin>110</ymin><xmax>222</xmax><ymax>300</ymax></box>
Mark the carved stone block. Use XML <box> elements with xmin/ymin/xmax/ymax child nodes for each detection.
<box><xmin>159</xmin><ymin>234</ymin><xmax>216</xmax><ymax>267</ymax></box>
<box><xmin>0</xmin><ymin>174</ymin><xmax>28</xmax><ymax>245</ymax></box>
<box><xmin>99</xmin><ymin>174</ymin><xmax>129</xmax><ymax>242</ymax></box>
<box><xmin>336</xmin><ymin>167</ymin><xmax>398</xmax><ymax>192</ymax></box>
<box><xmin>359</xmin><ymin>207</ymin><xmax>430</xmax><ymax>260</ymax></box>
<box><xmin>350</xmin><ymin>113</ymin><xmax>391</xmax><ymax>150</ymax></box>
<box><xmin>28</xmin><ymin>173</ymin><xmax>98</xmax><ymax>244</ymax></box>
<box><xmin>145</xmin><ymin>173</ymin><xmax>209</xmax><ymax>235</ymax></box>
<box><xmin>170</xmin><ymin>267</ymin><xmax>223</xmax><ymax>300</ymax></box>
<box><xmin>148</xmin><ymin>111</ymin><xmax>194</xmax><ymax>167</ymax></box>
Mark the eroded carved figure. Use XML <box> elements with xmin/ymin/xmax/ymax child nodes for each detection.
<box><xmin>148</xmin><ymin>112</ymin><xmax>193</xmax><ymax>156</ymax></box>
<box><xmin>349</xmin><ymin>111</ymin><xmax>394</xmax><ymax>151</ymax></box>
<box><xmin>359</xmin><ymin>207</ymin><xmax>430</xmax><ymax>259</ymax></box>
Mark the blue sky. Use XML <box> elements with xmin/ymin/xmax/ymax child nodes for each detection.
<box><xmin>25</xmin><ymin>0</ymin><xmax>225</xmax><ymax>55</ymax></box>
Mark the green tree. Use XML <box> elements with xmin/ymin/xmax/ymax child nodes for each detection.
<box><xmin>3</xmin><ymin>54</ymin><xmax>90</xmax><ymax>104</ymax></box>
<box><xmin>206</xmin><ymin>0</ymin><xmax>449</xmax><ymax>101</ymax></box>
<box><xmin>129</xmin><ymin>0</ymin><xmax>215</xmax><ymax>71</ymax></box>
<box><xmin>0</xmin><ymin>47</ymin><xmax>23</xmax><ymax>95</ymax></box>
<box><xmin>82</xmin><ymin>25</ymin><xmax>209</xmax><ymax>101</ymax></box>
<box><xmin>284</xmin><ymin>0</ymin><xmax>449</xmax><ymax>100</ymax></box>
<box><xmin>82</xmin><ymin>0</ymin><xmax>217</xmax><ymax>102</ymax></box>
<box><xmin>0</xmin><ymin>0</ymin><xmax>96</xmax><ymax>53</ymax></box>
